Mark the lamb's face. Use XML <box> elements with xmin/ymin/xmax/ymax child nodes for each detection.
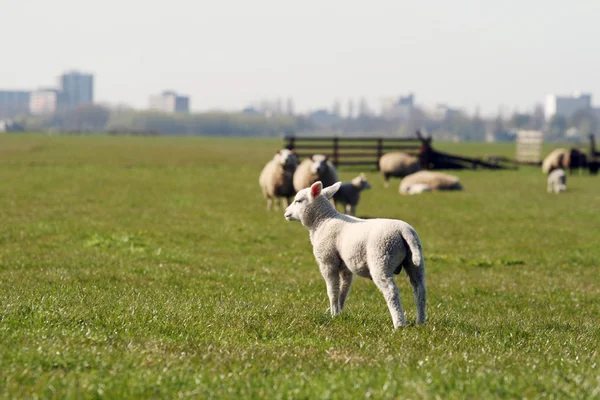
<box><xmin>284</xmin><ymin>181</ymin><xmax>342</xmax><ymax>223</ymax></box>
<box><xmin>309</xmin><ymin>155</ymin><xmax>328</xmax><ymax>175</ymax></box>
<box><xmin>284</xmin><ymin>187</ymin><xmax>311</xmax><ymax>222</ymax></box>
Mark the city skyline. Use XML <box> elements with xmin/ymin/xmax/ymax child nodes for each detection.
<box><xmin>3</xmin><ymin>0</ymin><xmax>600</xmax><ymax>116</ymax></box>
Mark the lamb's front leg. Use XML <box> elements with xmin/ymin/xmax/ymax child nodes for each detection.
<box><xmin>338</xmin><ymin>267</ymin><xmax>354</xmax><ymax>311</ymax></box>
<box><xmin>320</xmin><ymin>265</ymin><xmax>341</xmax><ymax>316</ymax></box>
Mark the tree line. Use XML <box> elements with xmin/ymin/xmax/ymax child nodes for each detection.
<box><xmin>11</xmin><ymin>104</ymin><xmax>598</xmax><ymax>142</ymax></box>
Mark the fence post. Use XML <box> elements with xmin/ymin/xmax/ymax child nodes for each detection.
<box><xmin>333</xmin><ymin>137</ymin><xmax>339</xmax><ymax>166</ymax></box>
<box><xmin>376</xmin><ymin>138</ymin><xmax>383</xmax><ymax>170</ymax></box>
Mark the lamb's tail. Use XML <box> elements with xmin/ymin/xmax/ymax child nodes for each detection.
<box><xmin>401</xmin><ymin>225</ymin><xmax>424</xmax><ymax>267</ymax></box>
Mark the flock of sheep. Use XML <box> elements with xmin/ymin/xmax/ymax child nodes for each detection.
<box><xmin>258</xmin><ymin>146</ymin><xmax>588</xmax><ymax>328</ymax></box>
<box><xmin>259</xmin><ymin>149</ymin><xmax>464</xmax><ymax>216</ymax></box>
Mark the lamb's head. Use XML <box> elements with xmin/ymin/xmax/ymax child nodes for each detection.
<box><xmin>351</xmin><ymin>173</ymin><xmax>371</xmax><ymax>191</ymax></box>
<box><xmin>309</xmin><ymin>154</ymin><xmax>329</xmax><ymax>175</ymax></box>
<box><xmin>275</xmin><ymin>149</ymin><xmax>298</xmax><ymax>169</ymax></box>
<box><xmin>284</xmin><ymin>181</ymin><xmax>342</xmax><ymax>224</ymax></box>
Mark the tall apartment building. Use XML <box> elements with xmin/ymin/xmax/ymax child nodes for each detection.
<box><xmin>0</xmin><ymin>90</ymin><xmax>30</xmax><ymax>117</ymax></box>
<box><xmin>149</xmin><ymin>91</ymin><xmax>190</xmax><ymax>113</ymax></box>
<box><xmin>60</xmin><ymin>71</ymin><xmax>94</xmax><ymax>109</ymax></box>
<box><xmin>545</xmin><ymin>92</ymin><xmax>592</xmax><ymax>121</ymax></box>
<box><xmin>29</xmin><ymin>89</ymin><xmax>68</xmax><ymax>115</ymax></box>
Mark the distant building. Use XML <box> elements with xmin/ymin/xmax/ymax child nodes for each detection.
<box><xmin>60</xmin><ymin>71</ymin><xmax>94</xmax><ymax>109</ymax></box>
<box><xmin>545</xmin><ymin>92</ymin><xmax>591</xmax><ymax>121</ymax></box>
<box><xmin>0</xmin><ymin>90</ymin><xmax>30</xmax><ymax>118</ymax></box>
<box><xmin>430</xmin><ymin>104</ymin><xmax>460</xmax><ymax>120</ymax></box>
<box><xmin>381</xmin><ymin>93</ymin><xmax>414</xmax><ymax>120</ymax></box>
<box><xmin>149</xmin><ymin>91</ymin><xmax>190</xmax><ymax>113</ymax></box>
<box><xmin>29</xmin><ymin>88</ymin><xmax>68</xmax><ymax>115</ymax></box>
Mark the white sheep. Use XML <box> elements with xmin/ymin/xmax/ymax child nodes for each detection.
<box><xmin>547</xmin><ymin>168</ymin><xmax>566</xmax><ymax>193</ymax></box>
<box><xmin>332</xmin><ymin>173</ymin><xmax>371</xmax><ymax>216</ymax></box>
<box><xmin>379</xmin><ymin>152</ymin><xmax>421</xmax><ymax>188</ymax></box>
<box><xmin>293</xmin><ymin>154</ymin><xmax>339</xmax><ymax>192</ymax></box>
<box><xmin>405</xmin><ymin>183</ymin><xmax>432</xmax><ymax>195</ymax></box>
<box><xmin>284</xmin><ymin>181</ymin><xmax>426</xmax><ymax>328</ymax></box>
<box><xmin>542</xmin><ymin>148</ymin><xmax>569</xmax><ymax>174</ymax></box>
<box><xmin>399</xmin><ymin>171</ymin><xmax>462</xmax><ymax>195</ymax></box>
<box><xmin>259</xmin><ymin>149</ymin><xmax>299</xmax><ymax>211</ymax></box>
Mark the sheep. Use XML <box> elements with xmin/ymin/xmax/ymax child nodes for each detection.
<box><xmin>542</xmin><ymin>148</ymin><xmax>587</xmax><ymax>174</ymax></box>
<box><xmin>547</xmin><ymin>168</ymin><xmax>567</xmax><ymax>194</ymax></box>
<box><xmin>542</xmin><ymin>148</ymin><xmax>569</xmax><ymax>174</ymax></box>
<box><xmin>259</xmin><ymin>149</ymin><xmax>299</xmax><ymax>211</ymax></box>
<box><xmin>399</xmin><ymin>171</ymin><xmax>462</xmax><ymax>195</ymax></box>
<box><xmin>293</xmin><ymin>154</ymin><xmax>339</xmax><ymax>192</ymax></box>
<box><xmin>405</xmin><ymin>183</ymin><xmax>432</xmax><ymax>195</ymax></box>
<box><xmin>284</xmin><ymin>181</ymin><xmax>426</xmax><ymax>329</ymax></box>
<box><xmin>332</xmin><ymin>173</ymin><xmax>371</xmax><ymax>216</ymax></box>
<box><xmin>379</xmin><ymin>152</ymin><xmax>421</xmax><ymax>188</ymax></box>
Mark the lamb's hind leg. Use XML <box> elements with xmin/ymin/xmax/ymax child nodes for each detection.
<box><xmin>404</xmin><ymin>261</ymin><xmax>427</xmax><ymax>324</ymax></box>
<box><xmin>372</xmin><ymin>272</ymin><xmax>406</xmax><ymax>328</ymax></box>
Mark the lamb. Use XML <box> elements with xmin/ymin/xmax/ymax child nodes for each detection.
<box><xmin>547</xmin><ymin>168</ymin><xmax>566</xmax><ymax>193</ymax></box>
<box><xmin>399</xmin><ymin>170</ymin><xmax>462</xmax><ymax>195</ymax></box>
<box><xmin>332</xmin><ymin>173</ymin><xmax>371</xmax><ymax>216</ymax></box>
<box><xmin>293</xmin><ymin>154</ymin><xmax>339</xmax><ymax>192</ymax></box>
<box><xmin>284</xmin><ymin>181</ymin><xmax>426</xmax><ymax>328</ymax></box>
<box><xmin>259</xmin><ymin>149</ymin><xmax>299</xmax><ymax>211</ymax></box>
<box><xmin>379</xmin><ymin>152</ymin><xmax>421</xmax><ymax>188</ymax></box>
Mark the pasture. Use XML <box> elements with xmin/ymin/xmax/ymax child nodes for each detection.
<box><xmin>0</xmin><ymin>134</ymin><xmax>599</xmax><ymax>399</ymax></box>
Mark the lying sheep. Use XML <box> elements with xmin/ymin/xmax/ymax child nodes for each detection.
<box><xmin>293</xmin><ymin>154</ymin><xmax>339</xmax><ymax>192</ymax></box>
<box><xmin>332</xmin><ymin>173</ymin><xmax>371</xmax><ymax>216</ymax></box>
<box><xmin>405</xmin><ymin>183</ymin><xmax>432</xmax><ymax>195</ymax></box>
<box><xmin>379</xmin><ymin>152</ymin><xmax>421</xmax><ymax>188</ymax></box>
<box><xmin>547</xmin><ymin>168</ymin><xmax>566</xmax><ymax>194</ymax></box>
<box><xmin>284</xmin><ymin>181</ymin><xmax>426</xmax><ymax>328</ymax></box>
<box><xmin>259</xmin><ymin>149</ymin><xmax>299</xmax><ymax>210</ymax></box>
<box><xmin>399</xmin><ymin>171</ymin><xmax>462</xmax><ymax>195</ymax></box>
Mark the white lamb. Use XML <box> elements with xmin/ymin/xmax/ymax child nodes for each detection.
<box><xmin>284</xmin><ymin>181</ymin><xmax>426</xmax><ymax>328</ymax></box>
<box><xmin>259</xmin><ymin>149</ymin><xmax>299</xmax><ymax>211</ymax></box>
<box><xmin>332</xmin><ymin>173</ymin><xmax>371</xmax><ymax>216</ymax></box>
<box><xmin>547</xmin><ymin>168</ymin><xmax>566</xmax><ymax>194</ymax></box>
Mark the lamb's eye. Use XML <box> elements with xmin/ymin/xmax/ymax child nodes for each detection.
<box><xmin>296</xmin><ymin>199</ymin><xmax>304</xmax><ymax>203</ymax></box>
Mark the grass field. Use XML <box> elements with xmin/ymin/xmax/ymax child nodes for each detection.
<box><xmin>1</xmin><ymin>134</ymin><xmax>599</xmax><ymax>399</ymax></box>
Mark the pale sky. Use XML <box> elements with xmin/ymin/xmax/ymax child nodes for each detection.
<box><xmin>2</xmin><ymin>0</ymin><xmax>599</xmax><ymax>116</ymax></box>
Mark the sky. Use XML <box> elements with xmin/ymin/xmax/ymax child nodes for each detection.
<box><xmin>2</xmin><ymin>0</ymin><xmax>599</xmax><ymax>116</ymax></box>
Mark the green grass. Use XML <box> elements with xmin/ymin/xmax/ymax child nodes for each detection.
<box><xmin>0</xmin><ymin>134</ymin><xmax>599</xmax><ymax>399</ymax></box>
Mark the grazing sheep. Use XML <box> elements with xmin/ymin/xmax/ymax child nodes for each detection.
<box><xmin>293</xmin><ymin>154</ymin><xmax>339</xmax><ymax>192</ymax></box>
<box><xmin>332</xmin><ymin>173</ymin><xmax>371</xmax><ymax>216</ymax></box>
<box><xmin>379</xmin><ymin>152</ymin><xmax>421</xmax><ymax>188</ymax></box>
<box><xmin>284</xmin><ymin>181</ymin><xmax>426</xmax><ymax>328</ymax></box>
<box><xmin>542</xmin><ymin>148</ymin><xmax>569</xmax><ymax>174</ymax></box>
<box><xmin>547</xmin><ymin>168</ymin><xmax>567</xmax><ymax>194</ymax></box>
<box><xmin>542</xmin><ymin>148</ymin><xmax>587</xmax><ymax>174</ymax></box>
<box><xmin>259</xmin><ymin>149</ymin><xmax>299</xmax><ymax>211</ymax></box>
<box><xmin>399</xmin><ymin>171</ymin><xmax>462</xmax><ymax>195</ymax></box>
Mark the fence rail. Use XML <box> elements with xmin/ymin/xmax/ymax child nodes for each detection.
<box><xmin>284</xmin><ymin>136</ymin><xmax>423</xmax><ymax>169</ymax></box>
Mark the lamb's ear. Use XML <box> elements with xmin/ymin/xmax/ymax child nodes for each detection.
<box><xmin>310</xmin><ymin>181</ymin><xmax>323</xmax><ymax>198</ymax></box>
<box><xmin>322</xmin><ymin>181</ymin><xmax>342</xmax><ymax>199</ymax></box>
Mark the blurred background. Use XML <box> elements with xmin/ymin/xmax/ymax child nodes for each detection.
<box><xmin>1</xmin><ymin>0</ymin><xmax>599</xmax><ymax>142</ymax></box>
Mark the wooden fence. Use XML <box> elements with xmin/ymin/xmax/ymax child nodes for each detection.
<box><xmin>284</xmin><ymin>136</ymin><xmax>422</xmax><ymax>169</ymax></box>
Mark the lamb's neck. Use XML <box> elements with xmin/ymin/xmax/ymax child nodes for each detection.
<box><xmin>303</xmin><ymin>200</ymin><xmax>339</xmax><ymax>235</ymax></box>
